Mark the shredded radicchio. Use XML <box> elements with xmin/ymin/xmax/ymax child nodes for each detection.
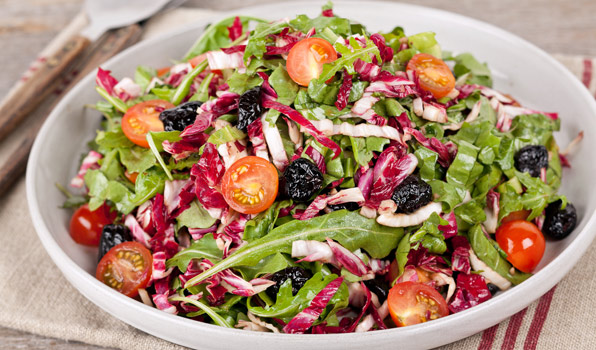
<box><xmin>367</xmin><ymin>148</ymin><xmax>417</xmax><ymax>209</ymax></box>
<box><xmin>283</xmin><ymin>276</ymin><xmax>344</xmax><ymax>334</ymax></box>
<box><xmin>370</xmin><ymin>33</ymin><xmax>394</xmax><ymax>64</ymax></box>
<box><xmin>335</xmin><ymin>70</ymin><xmax>353</xmax><ymax>110</ymax></box>
<box><xmin>448</xmin><ymin>273</ymin><xmax>491</xmax><ymax>313</ymax></box>
<box><xmin>227</xmin><ymin>16</ymin><xmax>243</xmax><ymax>41</ymax></box>
<box><xmin>262</xmin><ymin>100</ymin><xmax>341</xmax><ymax>159</ymax></box>
<box><xmin>70</xmin><ymin>150</ymin><xmax>101</xmax><ymax>188</ymax></box>
<box><xmin>405</xmin><ymin>127</ymin><xmax>454</xmax><ymax>167</ymax></box>
<box><xmin>451</xmin><ymin>236</ymin><xmax>471</xmax><ymax>274</ymax></box>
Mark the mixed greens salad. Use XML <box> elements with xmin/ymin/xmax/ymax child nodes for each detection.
<box><xmin>62</xmin><ymin>3</ymin><xmax>579</xmax><ymax>334</ymax></box>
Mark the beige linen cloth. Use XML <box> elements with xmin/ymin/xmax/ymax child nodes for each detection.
<box><xmin>2</xmin><ymin>8</ymin><xmax>596</xmax><ymax>350</ymax></box>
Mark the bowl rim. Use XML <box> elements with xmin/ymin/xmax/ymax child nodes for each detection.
<box><xmin>25</xmin><ymin>0</ymin><xmax>596</xmax><ymax>346</ymax></box>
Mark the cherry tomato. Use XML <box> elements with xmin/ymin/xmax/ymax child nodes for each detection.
<box><xmin>96</xmin><ymin>241</ymin><xmax>153</xmax><ymax>298</ymax></box>
<box><xmin>287</xmin><ymin>38</ymin><xmax>338</xmax><ymax>86</ymax></box>
<box><xmin>121</xmin><ymin>100</ymin><xmax>174</xmax><ymax>148</ymax></box>
<box><xmin>188</xmin><ymin>53</ymin><xmax>208</xmax><ymax>68</ymax></box>
<box><xmin>496</xmin><ymin>220</ymin><xmax>545</xmax><ymax>273</ymax></box>
<box><xmin>69</xmin><ymin>203</ymin><xmax>117</xmax><ymax>246</ymax></box>
<box><xmin>388</xmin><ymin>281</ymin><xmax>449</xmax><ymax>327</ymax></box>
<box><xmin>221</xmin><ymin>156</ymin><xmax>279</xmax><ymax>214</ymax></box>
<box><xmin>501</xmin><ymin>209</ymin><xmax>531</xmax><ymax>224</ymax></box>
<box><xmin>406</xmin><ymin>53</ymin><xmax>455</xmax><ymax>99</ymax></box>
<box><xmin>124</xmin><ymin>170</ymin><xmax>138</xmax><ymax>184</ymax></box>
<box><xmin>156</xmin><ymin>67</ymin><xmax>170</xmax><ymax>77</ymax></box>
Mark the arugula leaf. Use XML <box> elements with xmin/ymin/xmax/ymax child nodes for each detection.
<box><xmin>268</xmin><ymin>65</ymin><xmax>299</xmax><ymax>106</ymax></box>
<box><xmin>185</xmin><ymin>210</ymin><xmax>404</xmax><ymax>287</ymax></box>
<box><xmin>184</xmin><ymin>16</ymin><xmax>267</xmax><ymax>60</ymax></box>
<box><xmin>227</xmin><ymin>71</ymin><xmax>263</xmax><ymax>95</ymax></box>
<box><xmin>454</xmin><ymin>199</ymin><xmax>487</xmax><ymax>225</ymax></box>
<box><xmin>118</xmin><ymin>147</ymin><xmax>156</xmax><ymax>173</ymax></box>
<box><xmin>243</xmin><ymin>200</ymin><xmax>293</xmax><ymax>241</ymax></box>
<box><xmin>452</xmin><ymin>53</ymin><xmax>493</xmax><ymax>87</ymax></box>
<box><xmin>394</xmin><ymin>233</ymin><xmax>411</xmax><ymax>281</ymax></box>
<box><xmin>168</xmin><ymin>295</ymin><xmax>233</xmax><ymax>328</ymax></box>
<box><xmin>446</xmin><ymin>140</ymin><xmax>479</xmax><ymax>188</ymax></box>
<box><xmin>166</xmin><ymin>234</ymin><xmax>222</xmax><ymax>272</ymax></box>
<box><xmin>236</xmin><ymin>253</ymin><xmax>295</xmax><ymax>281</ymax></box>
<box><xmin>408</xmin><ymin>32</ymin><xmax>441</xmax><ymax>58</ymax></box>
<box><xmin>130</xmin><ymin>167</ymin><xmax>166</xmax><ymax>207</ymax></box>
<box><xmin>428</xmin><ymin>180</ymin><xmax>467</xmax><ymax>212</ymax></box>
<box><xmin>207</xmin><ymin>126</ymin><xmax>246</xmax><ymax>146</ymax></box>
<box><xmin>247</xmin><ymin>272</ymin><xmax>348</xmax><ymax>322</ymax></box>
<box><xmin>244</xmin><ymin>21</ymin><xmax>289</xmax><ymax>61</ymax></box>
<box><xmin>317</xmin><ymin>36</ymin><xmax>381</xmax><ymax>83</ymax></box>
<box><xmin>350</xmin><ymin>136</ymin><xmax>390</xmax><ymax>168</ymax></box>
<box><xmin>409</xmin><ymin>212</ymin><xmax>448</xmax><ymax>254</ymax></box>
<box><xmin>289</xmin><ymin>14</ymin><xmax>351</xmax><ymax>36</ymax></box>
<box><xmin>176</xmin><ymin>200</ymin><xmax>217</xmax><ymax>230</ymax></box>
<box><xmin>134</xmin><ymin>65</ymin><xmax>156</xmax><ymax>91</ymax></box>
<box><xmin>415</xmin><ymin>147</ymin><xmax>439</xmax><ymax>181</ymax></box>
<box><xmin>147</xmin><ymin>131</ymin><xmax>181</xmax><ymax>152</ymax></box>
<box><xmin>468</xmin><ymin>224</ymin><xmax>531</xmax><ymax>285</ymax></box>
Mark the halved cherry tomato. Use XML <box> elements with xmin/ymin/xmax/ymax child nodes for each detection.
<box><xmin>287</xmin><ymin>38</ymin><xmax>338</xmax><ymax>86</ymax></box>
<box><xmin>501</xmin><ymin>209</ymin><xmax>531</xmax><ymax>224</ymax></box>
<box><xmin>96</xmin><ymin>241</ymin><xmax>153</xmax><ymax>298</ymax></box>
<box><xmin>121</xmin><ymin>100</ymin><xmax>174</xmax><ymax>148</ymax></box>
<box><xmin>69</xmin><ymin>203</ymin><xmax>117</xmax><ymax>246</ymax></box>
<box><xmin>406</xmin><ymin>53</ymin><xmax>455</xmax><ymax>99</ymax></box>
<box><xmin>124</xmin><ymin>170</ymin><xmax>138</xmax><ymax>184</ymax></box>
<box><xmin>496</xmin><ymin>220</ymin><xmax>545</xmax><ymax>273</ymax></box>
<box><xmin>388</xmin><ymin>281</ymin><xmax>449</xmax><ymax>327</ymax></box>
<box><xmin>221</xmin><ymin>156</ymin><xmax>279</xmax><ymax>214</ymax></box>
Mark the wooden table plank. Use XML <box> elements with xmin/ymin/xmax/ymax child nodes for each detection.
<box><xmin>1</xmin><ymin>0</ymin><xmax>595</xmax><ymax>349</ymax></box>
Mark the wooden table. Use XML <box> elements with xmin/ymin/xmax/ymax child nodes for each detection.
<box><xmin>1</xmin><ymin>0</ymin><xmax>595</xmax><ymax>348</ymax></box>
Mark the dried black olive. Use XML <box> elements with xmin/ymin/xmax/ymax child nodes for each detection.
<box><xmin>236</xmin><ymin>86</ymin><xmax>263</xmax><ymax>131</ymax></box>
<box><xmin>266</xmin><ymin>267</ymin><xmax>312</xmax><ymax>300</ymax></box>
<box><xmin>363</xmin><ymin>278</ymin><xmax>389</xmax><ymax>304</ymax></box>
<box><xmin>283</xmin><ymin>158</ymin><xmax>324</xmax><ymax>202</ymax></box>
<box><xmin>328</xmin><ymin>202</ymin><xmax>360</xmax><ymax>211</ymax></box>
<box><xmin>98</xmin><ymin>224</ymin><xmax>132</xmax><ymax>262</ymax></box>
<box><xmin>159</xmin><ymin>101</ymin><xmax>203</xmax><ymax>131</ymax></box>
<box><xmin>514</xmin><ymin>145</ymin><xmax>548</xmax><ymax>177</ymax></box>
<box><xmin>542</xmin><ymin>200</ymin><xmax>577</xmax><ymax>240</ymax></box>
<box><xmin>487</xmin><ymin>283</ymin><xmax>500</xmax><ymax>296</ymax></box>
<box><xmin>391</xmin><ymin>175</ymin><xmax>432</xmax><ymax>213</ymax></box>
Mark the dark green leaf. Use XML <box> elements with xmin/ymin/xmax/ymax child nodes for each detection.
<box><xmin>185</xmin><ymin>210</ymin><xmax>404</xmax><ymax>287</ymax></box>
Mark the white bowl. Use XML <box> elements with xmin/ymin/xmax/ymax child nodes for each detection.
<box><xmin>26</xmin><ymin>1</ymin><xmax>596</xmax><ymax>349</ymax></box>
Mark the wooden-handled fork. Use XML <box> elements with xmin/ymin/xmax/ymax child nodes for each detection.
<box><xmin>0</xmin><ymin>0</ymin><xmax>176</xmax><ymax>142</ymax></box>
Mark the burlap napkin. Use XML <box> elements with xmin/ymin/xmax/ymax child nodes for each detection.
<box><xmin>2</xmin><ymin>7</ymin><xmax>596</xmax><ymax>350</ymax></box>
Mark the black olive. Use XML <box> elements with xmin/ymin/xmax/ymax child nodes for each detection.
<box><xmin>391</xmin><ymin>175</ymin><xmax>432</xmax><ymax>213</ymax></box>
<box><xmin>159</xmin><ymin>101</ymin><xmax>203</xmax><ymax>131</ymax></box>
<box><xmin>514</xmin><ymin>145</ymin><xmax>548</xmax><ymax>177</ymax></box>
<box><xmin>328</xmin><ymin>202</ymin><xmax>360</xmax><ymax>211</ymax></box>
<box><xmin>98</xmin><ymin>224</ymin><xmax>132</xmax><ymax>262</ymax></box>
<box><xmin>487</xmin><ymin>283</ymin><xmax>499</xmax><ymax>296</ymax></box>
<box><xmin>266</xmin><ymin>267</ymin><xmax>312</xmax><ymax>300</ymax></box>
<box><xmin>283</xmin><ymin>158</ymin><xmax>324</xmax><ymax>202</ymax></box>
<box><xmin>363</xmin><ymin>278</ymin><xmax>389</xmax><ymax>304</ymax></box>
<box><xmin>542</xmin><ymin>200</ymin><xmax>577</xmax><ymax>240</ymax></box>
<box><xmin>236</xmin><ymin>86</ymin><xmax>263</xmax><ymax>131</ymax></box>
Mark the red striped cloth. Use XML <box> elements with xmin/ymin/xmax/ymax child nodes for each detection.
<box><xmin>439</xmin><ymin>55</ymin><xmax>596</xmax><ymax>350</ymax></box>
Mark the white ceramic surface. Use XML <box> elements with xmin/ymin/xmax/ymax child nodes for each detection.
<box><xmin>26</xmin><ymin>1</ymin><xmax>596</xmax><ymax>349</ymax></box>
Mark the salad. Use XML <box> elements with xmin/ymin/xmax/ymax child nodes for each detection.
<box><xmin>62</xmin><ymin>3</ymin><xmax>580</xmax><ymax>334</ymax></box>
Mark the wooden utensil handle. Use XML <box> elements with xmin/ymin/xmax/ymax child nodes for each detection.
<box><xmin>0</xmin><ymin>34</ymin><xmax>90</xmax><ymax>141</ymax></box>
<box><xmin>0</xmin><ymin>24</ymin><xmax>142</xmax><ymax>197</ymax></box>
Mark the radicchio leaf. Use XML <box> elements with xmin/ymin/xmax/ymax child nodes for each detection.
<box><xmin>262</xmin><ymin>100</ymin><xmax>341</xmax><ymax>159</ymax></box>
<box><xmin>282</xmin><ymin>276</ymin><xmax>344</xmax><ymax>334</ymax></box>
<box><xmin>448</xmin><ymin>273</ymin><xmax>491</xmax><ymax>313</ymax></box>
